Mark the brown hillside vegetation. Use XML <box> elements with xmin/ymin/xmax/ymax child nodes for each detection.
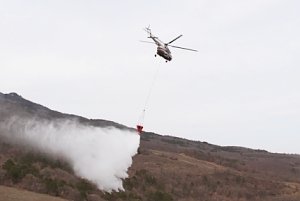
<box><xmin>125</xmin><ymin>133</ymin><xmax>300</xmax><ymax>201</ymax></box>
<box><xmin>1</xmin><ymin>133</ymin><xmax>300</xmax><ymax>201</ymax></box>
<box><xmin>1</xmin><ymin>92</ymin><xmax>300</xmax><ymax>200</ymax></box>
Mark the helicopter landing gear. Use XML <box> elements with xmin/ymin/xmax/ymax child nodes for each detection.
<box><xmin>155</xmin><ymin>54</ymin><xmax>157</xmax><ymax>57</ymax></box>
<box><xmin>165</xmin><ymin>60</ymin><xmax>168</xmax><ymax>63</ymax></box>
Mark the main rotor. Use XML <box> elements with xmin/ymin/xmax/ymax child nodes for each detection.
<box><xmin>141</xmin><ymin>26</ymin><xmax>198</xmax><ymax>52</ymax></box>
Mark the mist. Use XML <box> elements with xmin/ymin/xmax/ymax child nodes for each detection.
<box><xmin>0</xmin><ymin>116</ymin><xmax>140</xmax><ymax>192</ymax></box>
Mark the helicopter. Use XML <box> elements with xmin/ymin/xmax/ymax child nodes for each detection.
<box><xmin>141</xmin><ymin>26</ymin><xmax>197</xmax><ymax>62</ymax></box>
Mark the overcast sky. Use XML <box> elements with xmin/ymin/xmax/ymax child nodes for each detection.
<box><xmin>1</xmin><ymin>0</ymin><xmax>300</xmax><ymax>153</ymax></box>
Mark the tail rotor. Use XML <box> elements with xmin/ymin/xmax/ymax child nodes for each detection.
<box><xmin>144</xmin><ymin>25</ymin><xmax>151</xmax><ymax>35</ymax></box>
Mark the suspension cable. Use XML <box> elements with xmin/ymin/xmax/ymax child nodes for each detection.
<box><xmin>137</xmin><ymin>65</ymin><xmax>161</xmax><ymax>134</ymax></box>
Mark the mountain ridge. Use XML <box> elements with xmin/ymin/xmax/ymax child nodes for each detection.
<box><xmin>0</xmin><ymin>92</ymin><xmax>129</xmax><ymax>130</ymax></box>
<box><xmin>1</xmin><ymin>92</ymin><xmax>297</xmax><ymax>155</ymax></box>
<box><xmin>1</xmin><ymin>92</ymin><xmax>300</xmax><ymax>201</ymax></box>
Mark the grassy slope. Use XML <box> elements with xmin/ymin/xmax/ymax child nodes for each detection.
<box><xmin>0</xmin><ymin>185</ymin><xmax>68</xmax><ymax>201</ymax></box>
<box><xmin>114</xmin><ymin>132</ymin><xmax>300</xmax><ymax>201</ymax></box>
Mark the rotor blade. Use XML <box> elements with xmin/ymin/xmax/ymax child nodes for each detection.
<box><xmin>167</xmin><ymin>35</ymin><xmax>183</xmax><ymax>44</ymax></box>
<box><xmin>139</xmin><ymin>40</ymin><xmax>156</xmax><ymax>45</ymax></box>
<box><xmin>168</xmin><ymin>45</ymin><xmax>198</xmax><ymax>52</ymax></box>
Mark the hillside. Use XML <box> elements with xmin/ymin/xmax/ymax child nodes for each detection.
<box><xmin>1</xmin><ymin>92</ymin><xmax>300</xmax><ymax>201</ymax></box>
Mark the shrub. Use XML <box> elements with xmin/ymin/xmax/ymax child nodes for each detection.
<box><xmin>3</xmin><ymin>159</ymin><xmax>22</xmax><ymax>183</ymax></box>
<box><xmin>44</xmin><ymin>178</ymin><xmax>65</xmax><ymax>196</ymax></box>
<box><xmin>76</xmin><ymin>179</ymin><xmax>95</xmax><ymax>199</ymax></box>
<box><xmin>2</xmin><ymin>159</ymin><xmax>38</xmax><ymax>183</ymax></box>
<box><xmin>147</xmin><ymin>190</ymin><xmax>173</xmax><ymax>201</ymax></box>
<box><xmin>20</xmin><ymin>153</ymin><xmax>72</xmax><ymax>173</ymax></box>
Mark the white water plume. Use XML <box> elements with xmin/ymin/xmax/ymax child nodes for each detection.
<box><xmin>0</xmin><ymin>117</ymin><xmax>140</xmax><ymax>192</ymax></box>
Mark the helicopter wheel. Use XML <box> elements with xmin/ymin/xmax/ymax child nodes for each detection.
<box><xmin>155</xmin><ymin>54</ymin><xmax>157</xmax><ymax>57</ymax></box>
<box><xmin>165</xmin><ymin>60</ymin><xmax>168</xmax><ymax>63</ymax></box>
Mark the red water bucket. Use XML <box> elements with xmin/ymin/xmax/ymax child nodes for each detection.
<box><xmin>136</xmin><ymin>125</ymin><xmax>143</xmax><ymax>134</ymax></box>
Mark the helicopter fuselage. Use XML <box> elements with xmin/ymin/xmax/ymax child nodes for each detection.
<box><xmin>150</xmin><ymin>36</ymin><xmax>172</xmax><ymax>61</ymax></box>
<box><xmin>157</xmin><ymin>46</ymin><xmax>172</xmax><ymax>61</ymax></box>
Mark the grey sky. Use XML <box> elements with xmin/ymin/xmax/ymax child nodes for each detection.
<box><xmin>1</xmin><ymin>0</ymin><xmax>300</xmax><ymax>153</ymax></box>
